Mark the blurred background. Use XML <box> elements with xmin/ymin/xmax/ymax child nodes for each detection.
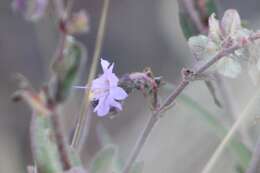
<box><xmin>1</xmin><ymin>0</ymin><xmax>260</xmax><ymax>172</ymax></box>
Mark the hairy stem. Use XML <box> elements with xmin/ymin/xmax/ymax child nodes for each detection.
<box><xmin>71</xmin><ymin>0</ymin><xmax>110</xmax><ymax>150</ymax></box>
<box><xmin>51</xmin><ymin>110</ymin><xmax>72</xmax><ymax>170</ymax></box>
<box><xmin>122</xmin><ymin>34</ymin><xmax>260</xmax><ymax>173</ymax></box>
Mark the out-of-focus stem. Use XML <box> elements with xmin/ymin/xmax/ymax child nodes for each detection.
<box><xmin>122</xmin><ymin>34</ymin><xmax>260</xmax><ymax>173</ymax></box>
<box><xmin>201</xmin><ymin>85</ymin><xmax>260</xmax><ymax>173</ymax></box>
<box><xmin>71</xmin><ymin>0</ymin><xmax>110</xmax><ymax>151</ymax></box>
<box><xmin>215</xmin><ymin>75</ymin><xmax>253</xmax><ymax>149</ymax></box>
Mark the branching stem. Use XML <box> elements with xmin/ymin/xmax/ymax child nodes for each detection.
<box><xmin>122</xmin><ymin>33</ymin><xmax>260</xmax><ymax>173</ymax></box>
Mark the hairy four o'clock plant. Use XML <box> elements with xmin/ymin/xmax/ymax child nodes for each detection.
<box><xmin>10</xmin><ymin>0</ymin><xmax>260</xmax><ymax>173</ymax></box>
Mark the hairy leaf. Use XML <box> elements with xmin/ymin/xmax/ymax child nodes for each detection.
<box><xmin>32</xmin><ymin>115</ymin><xmax>63</xmax><ymax>173</ymax></box>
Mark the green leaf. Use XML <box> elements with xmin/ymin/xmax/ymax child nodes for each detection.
<box><xmin>32</xmin><ymin>113</ymin><xmax>84</xmax><ymax>173</ymax></box>
<box><xmin>177</xmin><ymin>94</ymin><xmax>251</xmax><ymax>170</ymax></box>
<box><xmin>32</xmin><ymin>115</ymin><xmax>63</xmax><ymax>173</ymax></box>
<box><xmin>90</xmin><ymin>146</ymin><xmax>117</xmax><ymax>173</ymax></box>
<box><xmin>51</xmin><ymin>36</ymin><xmax>85</xmax><ymax>103</ymax></box>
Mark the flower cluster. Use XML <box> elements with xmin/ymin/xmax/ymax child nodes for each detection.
<box><xmin>188</xmin><ymin>9</ymin><xmax>260</xmax><ymax>82</ymax></box>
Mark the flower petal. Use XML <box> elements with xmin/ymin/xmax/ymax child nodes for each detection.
<box><xmin>110</xmin><ymin>87</ymin><xmax>128</xmax><ymax>100</ymax></box>
<box><xmin>94</xmin><ymin>96</ymin><xmax>110</xmax><ymax>116</ymax></box>
<box><xmin>92</xmin><ymin>75</ymin><xmax>108</xmax><ymax>89</ymax></box>
<box><xmin>101</xmin><ymin>58</ymin><xmax>110</xmax><ymax>71</ymax></box>
<box><xmin>106</xmin><ymin>72</ymin><xmax>119</xmax><ymax>87</ymax></box>
<box><xmin>110</xmin><ymin>99</ymin><xmax>122</xmax><ymax>110</ymax></box>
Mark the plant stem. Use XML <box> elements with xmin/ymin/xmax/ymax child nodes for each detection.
<box><xmin>51</xmin><ymin>109</ymin><xmax>72</xmax><ymax>170</ymax></box>
<box><xmin>71</xmin><ymin>0</ymin><xmax>110</xmax><ymax>150</ymax></box>
<box><xmin>122</xmin><ymin>80</ymin><xmax>189</xmax><ymax>173</ymax></box>
<box><xmin>122</xmin><ymin>34</ymin><xmax>260</xmax><ymax>173</ymax></box>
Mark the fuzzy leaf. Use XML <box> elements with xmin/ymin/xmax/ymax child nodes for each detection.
<box><xmin>90</xmin><ymin>146</ymin><xmax>116</xmax><ymax>173</ymax></box>
<box><xmin>51</xmin><ymin>36</ymin><xmax>85</xmax><ymax>102</ymax></box>
<box><xmin>32</xmin><ymin>115</ymin><xmax>63</xmax><ymax>173</ymax></box>
<box><xmin>221</xmin><ymin>9</ymin><xmax>242</xmax><ymax>37</ymax></box>
<box><xmin>188</xmin><ymin>35</ymin><xmax>210</xmax><ymax>60</ymax></box>
<box><xmin>216</xmin><ymin>56</ymin><xmax>242</xmax><ymax>78</ymax></box>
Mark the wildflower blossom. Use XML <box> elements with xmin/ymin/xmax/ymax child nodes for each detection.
<box><xmin>76</xmin><ymin>59</ymin><xmax>128</xmax><ymax>116</ymax></box>
<box><xmin>91</xmin><ymin>59</ymin><xmax>128</xmax><ymax>116</ymax></box>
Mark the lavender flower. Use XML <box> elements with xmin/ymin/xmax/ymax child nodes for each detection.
<box><xmin>91</xmin><ymin>59</ymin><xmax>128</xmax><ymax>116</ymax></box>
<box><xmin>75</xmin><ymin>59</ymin><xmax>128</xmax><ymax>116</ymax></box>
